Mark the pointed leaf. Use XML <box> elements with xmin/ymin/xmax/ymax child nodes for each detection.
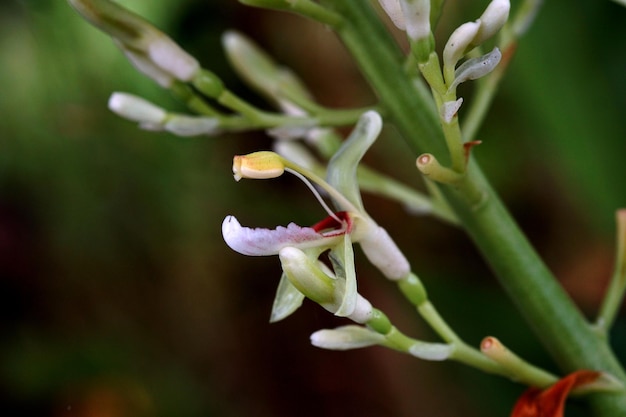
<box><xmin>270</xmin><ymin>272</ymin><xmax>305</xmax><ymax>323</ymax></box>
<box><xmin>329</xmin><ymin>233</ymin><xmax>357</xmax><ymax>316</ymax></box>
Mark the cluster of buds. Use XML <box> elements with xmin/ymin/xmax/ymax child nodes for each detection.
<box><xmin>378</xmin><ymin>0</ymin><xmax>510</xmax><ymax>93</ymax></box>
<box><xmin>68</xmin><ymin>0</ymin><xmax>200</xmax><ymax>88</ymax></box>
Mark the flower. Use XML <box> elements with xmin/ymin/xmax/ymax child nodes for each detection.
<box><xmin>223</xmin><ymin>111</ymin><xmax>410</xmax><ymax>278</ymax></box>
<box><xmin>222</xmin><ymin>111</ymin><xmax>411</xmax><ymax>321</ymax></box>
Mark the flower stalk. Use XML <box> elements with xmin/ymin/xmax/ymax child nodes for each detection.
<box><xmin>319</xmin><ymin>1</ymin><xmax>626</xmax><ymax>414</ymax></box>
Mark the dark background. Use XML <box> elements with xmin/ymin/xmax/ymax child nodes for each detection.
<box><xmin>2</xmin><ymin>1</ymin><xmax>626</xmax><ymax>416</ymax></box>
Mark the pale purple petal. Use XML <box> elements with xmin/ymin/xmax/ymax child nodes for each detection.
<box><xmin>222</xmin><ymin>215</ymin><xmax>342</xmax><ymax>256</ymax></box>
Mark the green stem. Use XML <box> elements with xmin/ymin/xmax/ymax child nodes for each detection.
<box><xmin>595</xmin><ymin>210</ymin><xmax>626</xmax><ymax>335</ymax></box>
<box><xmin>321</xmin><ymin>1</ymin><xmax>626</xmax><ymax>415</ymax></box>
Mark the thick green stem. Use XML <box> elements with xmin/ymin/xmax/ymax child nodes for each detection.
<box><xmin>320</xmin><ymin>1</ymin><xmax>626</xmax><ymax>414</ymax></box>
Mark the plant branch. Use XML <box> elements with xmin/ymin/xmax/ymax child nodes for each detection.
<box><xmin>319</xmin><ymin>1</ymin><xmax>626</xmax><ymax>415</ymax></box>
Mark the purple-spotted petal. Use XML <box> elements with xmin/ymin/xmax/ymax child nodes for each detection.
<box><xmin>222</xmin><ymin>215</ymin><xmax>343</xmax><ymax>256</ymax></box>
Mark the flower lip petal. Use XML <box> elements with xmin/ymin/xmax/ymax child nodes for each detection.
<box><xmin>222</xmin><ymin>215</ymin><xmax>346</xmax><ymax>256</ymax></box>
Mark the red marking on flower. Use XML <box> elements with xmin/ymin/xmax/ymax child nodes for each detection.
<box><xmin>510</xmin><ymin>370</ymin><xmax>601</xmax><ymax>417</ymax></box>
<box><xmin>311</xmin><ymin>211</ymin><xmax>352</xmax><ymax>236</ymax></box>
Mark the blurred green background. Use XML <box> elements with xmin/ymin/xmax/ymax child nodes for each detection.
<box><xmin>1</xmin><ymin>1</ymin><xmax>626</xmax><ymax>416</ymax></box>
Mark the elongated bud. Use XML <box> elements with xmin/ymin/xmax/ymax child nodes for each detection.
<box><xmin>397</xmin><ymin>273</ymin><xmax>428</xmax><ymax>306</ymax></box>
<box><xmin>223</xmin><ymin>31</ymin><xmax>310</xmax><ymax>103</ymax></box>
<box><xmin>163</xmin><ymin>116</ymin><xmax>221</xmax><ymax>137</ymax></box>
<box><xmin>108</xmin><ymin>92</ymin><xmax>166</xmax><ymax>124</ymax></box>
<box><xmin>400</xmin><ymin>0</ymin><xmax>431</xmax><ymax>41</ymax></box>
<box><xmin>443</xmin><ymin>21</ymin><xmax>480</xmax><ymax>73</ymax></box>
<box><xmin>378</xmin><ymin>0</ymin><xmax>406</xmax><ymax>30</ymax></box>
<box><xmin>192</xmin><ymin>70</ymin><xmax>225</xmax><ymax>98</ymax></box>
<box><xmin>359</xmin><ymin>226</ymin><xmax>410</xmax><ymax>280</ymax></box>
<box><xmin>409</xmin><ymin>341</ymin><xmax>453</xmax><ymax>360</ymax></box>
<box><xmin>311</xmin><ymin>325</ymin><xmax>386</xmax><ymax>350</ymax></box>
<box><xmin>69</xmin><ymin>0</ymin><xmax>199</xmax><ymax>87</ymax></box>
<box><xmin>473</xmin><ymin>0</ymin><xmax>510</xmax><ymax>46</ymax></box>
<box><xmin>232</xmin><ymin>151</ymin><xmax>285</xmax><ymax>181</ymax></box>
<box><xmin>279</xmin><ymin>247</ymin><xmax>336</xmax><ymax>306</ymax></box>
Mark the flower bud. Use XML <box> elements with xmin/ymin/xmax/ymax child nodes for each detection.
<box><xmin>359</xmin><ymin>226</ymin><xmax>411</xmax><ymax>280</ymax></box>
<box><xmin>279</xmin><ymin>247</ymin><xmax>336</xmax><ymax>306</ymax></box>
<box><xmin>378</xmin><ymin>0</ymin><xmax>406</xmax><ymax>30</ymax></box>
<box><xmin>473</xmin><ymin>0</ymin><xmax>510</xmax><ymax>46</ymax></box>
<box><xmin>408</xmin><ymin>341</ymin><xmax>453</xmax><ymax>360</ymax></box>
<box><xmin>191</xmin><ymin>69</ymin><xmax>225</xmax><ymax>99</ymax></box>
<box><xmin>223</xmin><ymin>31</ymin><xmax>285</xmax><ymax>96</ymax></box>
<box><xmin>145</xmin><ymin>35</ymin><xmax>200</xmax><ymax>83</ymax></box>
<box><xmin>108</xmin><ymin>92</ymin><xmax>166</xmax><ymax>124</ymax></box>
<box><xmin>400</xmin><ymin>0</ymin><xmax>431</xmax><ymax>41</ymax></box>
<box><xmin>69</xmin><ymin>0</ymin><xmax>199</xmax><ymax>87</ymax></box>
<box><xmin>232</xmin><ymin>151</ymin><xmax>285</xmax><ymax>181</ymax></box>
<box><xmin>164</xmin><ymin>116</ymin><xmax>220</xmax><ymax>137</ymax></box>
<box><xmin>310</xmin><ymin>325</ymin><xmax>386</xmax><ymax>350</ymax></box>
<box><xmin>443</xmin><ymin>21</ymin><xmax>480</xmax><ymax>72</ymax></box>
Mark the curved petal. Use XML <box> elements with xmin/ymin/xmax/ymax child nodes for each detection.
<box><xmin>222</xmin><ymin>215</ymin><xmax>343</xmax><ymax>256</ymax></box>
<box><xmin>327</xmin><ymin>111</ymin><xmax>382</xmax><ymax>212</ymax></box>
<box><xmin>270</xmin><ymin>272</ymin><xmax>305</xmax><ymax>323</ymax></box>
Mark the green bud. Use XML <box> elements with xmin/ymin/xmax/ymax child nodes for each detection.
<box><xmin>397</xmin><ymin>273</ymin><xmax>428</xmax><ymax>306</ymax></box>
<box><xmin>192</xmin><ymin>69</ymin><xmax>225</xmax><ymax>99</ymax></box>
<box><xmin>367</xmin><ymin>309</ymin><xmax>393</xmax><ymax>335</ymax></box>
<box><xmin>279</xmin><ymin>247</ymin><xmax>336</xmax><ymax>306</ymax></box>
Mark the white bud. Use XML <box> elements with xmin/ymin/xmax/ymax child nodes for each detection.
<box><xmin>409</xmin><ymin>342</ymin><xmax>453</xmax><ymax>360</ymax></box>
<box><xmin>378</xmin><ymin>0</ymin><xmax>406</xmax><ymax>30</ymax></box>
<box><xmin>147</xmin><ymin>35</ymin><xmax>200</xmax><ymax>82</ymax></box>
<box><xmin>164</xmin><ymin>115</ymin><xmax>220</xmax><ymax>137</ymax></box>
<box><xmin>473</xmin><ymin>0</ymin><xmax>510</xmax><ymax>45</ymax></box>
<box><xmin>120</xmin><ymin>45</ymin><xmax>175</xmax><ymax>88</ymax></box>
<box><xmin>348</xmin><ymin>295</ymin><xmax>374</xmax><ymax>324</ymax></box>
<box><xmin>443</xmin><ymin>21</ymin><xmax>480</xmax><ymax>71</ymax></box>
<box><xmin>108</xmin><ymin>92</ymin><xmax>166</xmax><ymax>124</ymax></box>
<box><xmin>310</xmin><ymin>325</ymin><xmax>386</xmax><ymax>350</ymax></box>
<box><xmin>359</xmin><ymin>226</ymin><xmax>410</xmax><ymax>280</ymax></box>
<box><xmin>399</xmin><ymin>0</ymin><xmax>431</xmax><ymax>41</ymax></box>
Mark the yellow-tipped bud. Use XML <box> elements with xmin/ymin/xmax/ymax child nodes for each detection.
<box><xmin>232</xmin><ymin>151</ymin><xmax>285</xmax><ymax>181</ymax></box>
